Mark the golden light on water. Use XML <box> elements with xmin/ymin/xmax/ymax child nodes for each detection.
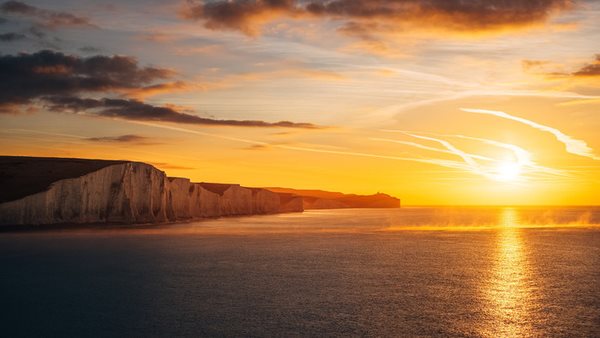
<box><xmin>484</xmin><ymin>208</ymin><xmax>533</xmax><ymax>336</ymax></box>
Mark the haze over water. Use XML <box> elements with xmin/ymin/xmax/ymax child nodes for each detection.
<box><xmin>1</xmin><ymin>207</ymin><xmax>599</xmax><ymax>337</ymax></box>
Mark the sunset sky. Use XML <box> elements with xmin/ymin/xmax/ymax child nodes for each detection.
<box><xmin>1</xmin><ymin>0</ymin><xmax>599</xmax><ymax>205</ymax></box>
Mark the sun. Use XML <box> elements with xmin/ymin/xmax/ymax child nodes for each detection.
<box><xmin>493</xmin><ymin>161</ymin><xmax>522</xmax><ymax>182</ymax></box>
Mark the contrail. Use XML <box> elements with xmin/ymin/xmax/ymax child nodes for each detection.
<box><xmin>397</xmin><ymin>132</ymin><xmax>485</xmax><ymax>176</ymax></box>
<box><xmin>129</xmin><ymin>121</ymin><xmax>477</xmax><ymax>173</ymax></box>
<box><xmin>450</xmin><ymin>134</ymin><xmax>565</xmax><ymax>177</ymax></box>
<box><xmin>461</xmin><ymin>108</ymin><xmax>599</xmax><ymax>160</ymax></box>
<box><xmin>379</xmin><ymin>129</ymin><xmax>565</xmax><ymax>179</ymax></box>
<box><xmin>370</xmin><ymin>137</ymin><xmax>494</xmax><ymax>162</ymax></box>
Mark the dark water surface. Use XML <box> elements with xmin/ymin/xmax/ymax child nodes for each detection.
<box><xmin>1</xmin><ymin>207</ymin><xmax>599</xmax><ymax>337</ymax></box>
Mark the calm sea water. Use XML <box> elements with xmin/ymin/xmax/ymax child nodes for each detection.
<box><xmin>1</xmin><ymin>207</ymin><xmax>599</xmax><ymax>337</ymax></box>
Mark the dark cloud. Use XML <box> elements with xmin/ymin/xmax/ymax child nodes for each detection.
<box><xmin>27</xmin><ymin>24</ymin><xmax>45</xmax><ymax>37</ymax></box>
<box><xmin>78</xmin><ymin>46</ymin><xmax>101</xmax><ymax>53</ymax></box>
<box><xmin>44</xmin><ymin>96</ymin><xmax>320</xmax><ymax>128</ymax></box>
<box><xmin>0</xmin><ymin>1</ymin><xmax>92</xmax><ymax>28</ymax></box>
<box><xmin>182</xmin><ymin>0</ymin><xmax>573</xmax><ymax>36</ymax></box>
<box><xmin>0</xmin><ymin>50</ymin><xmax>172</xmax><ymax>107</ymax></box>
<box><xmin>183</xmin><ymin>0</ymin><xmax>296</xmax><ymax>35</ymax></box>
<box><xmin>86</xmin><ymin>134</ymin><xmax>151</xmax><ymax>143</ymax></box>
<box><xmin>526</xmin><ymin>55</ymin><xmax>600</xmax><ymax>79</ymax></box>
<box><xmin>0</xmin><ymin>50</ymin><xmax>321</xmax><ymax>128</ymax></box>
<box><xmin>244</xmin><ymin>144</ymin><xmax>271</xmax><ymax>150</ymax></box>
<box><xmin>573</xmin><ymin>54</ymin><xmax>600</xmax><ymax>77</ymax></box>
<box><xmin>0</xmin><ymin>31</ymin><xmax>24</xmax><ymax>41</ymax></box>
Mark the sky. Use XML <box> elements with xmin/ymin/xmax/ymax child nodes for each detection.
<box><xmin>1</xmin><ymin>0</ymin><xmax>600</xmax><ymax>205</ymax></box>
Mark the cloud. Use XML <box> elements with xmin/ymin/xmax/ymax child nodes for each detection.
<box><xmin>78</xmin><ymin>46</ymin><xmax>101</xmax><ymax>53</ymax></box>
<box><xmin>127</xmin><ymin>81</ymin><xmax>189</xmax><ymax>99</ymax></box>
<box><xmin>572</xmin><ymin>54</ymin><xmax>600</xmax><ymax>77</ymax></box>
<box><xmin>524</xmin><ymin>54</ymin><xmax>600</xmax><ymax>78</ymax></box>
<box><xmin>0</xmin><ymin>50</ymin><xmax>321</xmax><ymax>128</ymax></box>
<box><xmin>376</xmin><ymin>130</ymin><xmax>565</xmax><ymax>180</ymax></box>
<box><xmin>135</xmin><ymin>120</ymin><xmax>481</xmax><ymax>172</ymax></box>
<box><xmin>182</xmin><ymin>0</ymin><xmax>574</xmax><ymax>38</ymax></box>
<box><xmin>181</xmin><ymin>0</ymin><xmax>298</xmax><ymax>36</ymax></box>
<box><xmin>86</xmin><ymin>134</ymin><xmax>152</xmax><ymax>143</ymax></box>
<box><xmin>401</xmin><ymin>132</ymin><xmax>481</xmax><ymax>170</ymax></box>
<box><xmin>0</xmin><ymin>1</ymin><xmax>92</xmax><ymax>28</ymax></box>
<box><xmin>0</xmin><ymin>31</ymin><xmax>25</xmax><ymax>41</ymax></box>
<box><xmin>462</xmin><ymin>108</ymin><xmax>599</xmax><ymax>160</ymax></box>
<box><xmin>371</xmin><ymin>137</ymin><xmax>493</xmax><ymax>162</ymax></box>
<box><xmin>44</xmin><ymin>96</ymin><xmax>321</xmax><ymax>128</ymax></box>
<box><xmin>243</xmin><ymin>144</ymin><xmax>272</xmax><ymax>150</ymax></box>
<box><xmin>0</xmin><ymin>50</ymin><xmax>172</xmax><ymax>109</ymax></box>
<box><xmin>449</xmin><ymin>134</ymin><xmax>563</xmax><ymax>176</ymax></box>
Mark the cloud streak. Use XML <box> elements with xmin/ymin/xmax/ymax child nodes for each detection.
<box><xmin>0</xmin><ymin>1</ymin><xmax>92</xmax><ymax>28</ymax></box>
<box><xmin>0</xmin><ymin>32</ymin><xmax>25</xmax><ymax>41</ymax></box>
<box><xmin>461</xmin><ymin>108</ymin><xmax>599</xmax><ymax>160</ymax></box>
<box><xmin>572</xmin><ymin>54</ymin><xmax>600</xmax><ymax>77</ymax></box>
<box><xmin>449</xmin><ymin>134</ymin><xmax>565</xmax><ymax>177</ymax></box>
<box><xmin>86</xmin><ymin>134</ymin><xmax>152</xmax><ymax>144</ymax></box>
<box><xmin>376</xmin><ymin>130</ymin><xmax>566</xmax><ymax>181</ymax></box>
<box><xmin>370</xmin><ymin>137</ymin><xmax>493</xmax><ymax>162</ymax></box>
<box><xmin>130</xmin><ymin>120</ymin><xmax>477</xmax><ymax>172</ymax></box>
<box><xmin>45</xmin><ymin>96</ymin><xmax>320</xmax><ymax>128</ymax></box>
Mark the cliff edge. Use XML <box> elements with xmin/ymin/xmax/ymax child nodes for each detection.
<box><xmin>0</xmin><ymin>156</ymin><xmax>401</xmax><ymax>226</ymax></box>
<box><xmin>0</xmin><ymin>156</ymin><xmax>296</xmax><ymax>226</ymax></box>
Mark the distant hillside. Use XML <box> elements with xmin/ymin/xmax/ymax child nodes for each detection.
<box><xmin>265</xmin><ymin>187</ymin><xmax>400</xmax><ymax>209</ymax></box>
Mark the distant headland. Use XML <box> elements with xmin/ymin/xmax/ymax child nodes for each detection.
<box><xmin>0</xmin><ymin>156</ymin><xmax>400</xmax><ymax>226</ymax></box>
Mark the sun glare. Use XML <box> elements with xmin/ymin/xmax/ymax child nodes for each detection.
<box><xmin>494</xmin><ymin>161</ymin><xmax>522</xmax><ymax>182</ymax></box>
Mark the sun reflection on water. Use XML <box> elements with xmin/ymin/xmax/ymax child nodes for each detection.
<box><xmin>483</xmin><ymin>208</ymin><xmax>533</xmax><ymax>337</ymax></box>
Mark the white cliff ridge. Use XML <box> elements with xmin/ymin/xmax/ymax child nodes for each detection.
<box><xmin>0</xmin><ymin>159</ymin><xmax>303</xmax><ymax>226</ymax></box>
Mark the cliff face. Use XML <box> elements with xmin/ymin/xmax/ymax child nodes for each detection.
<box><xmin>277</xmin><ymin>193</ymin><xmax>304</xmax><ymax>213</ymax></box>
<box><xmin>167</xmin><ymin>177</ymin><xmax>192</xmax><ymax>221</ymax></box>
<box><xmin>0</xmin><ymin>162</ymin><xmax>170</xmax><ymax>225</ymax></box>
<box><xmin>0</xmin><ymin>156</ymin><xmax>401</xmax><ymax>226</ymax></box>
<box><xmin>0</xmin><ymin>158</ymin><xmax>297</xmax><ymax>226</ymax></box>
<box><xmin>250</xmin><ymin>188</ymin><xmax>280</xmax><ymax>214</ymax></box>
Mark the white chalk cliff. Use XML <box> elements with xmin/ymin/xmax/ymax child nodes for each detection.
<box><xmin>0</xmin><ymin>159</ymin><xmax>303</xmax><ymax>226</ymax></box>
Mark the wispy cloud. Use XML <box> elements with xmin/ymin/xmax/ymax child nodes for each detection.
<box><xmin>401</xmin><ymin>132</ymin><xmax>481</xmax><ymax>169</ymax></box>
<box><xmin>449</xmin><ymin>134</ymin><xmax>564</xmax><ymax>176</ymax></box>
<box><xmin>374</xmin><ymin>131</ymin><xmax>492</xmax><ymax>179</ymax></box>
<box><xmin>0</xmin><ymin>1</ymin><xmax>93</xmax><ymax>28</ymax></box>
<box><xmin>127</xmin><ymin>121</ymin><xmax>478</xmax><ymax>173</ymax></box>
<box><xmin>376</xmin><ymin>130</ymin><xmax>566</xmax><ymax>181</ymax></box>
<box><xmin>86</xmin><ymin>134</ymin><xmax>155</xmax><ymax>144</ymax></box>
<box><xmin>461</xmin><ymin>108</ymin><xmax>599</xmax><ymax>160</ymax></box>
<box><xmin>370</xmin><ymin>138</ymin><xmax>493</xmax><ymax>162</ymax></box>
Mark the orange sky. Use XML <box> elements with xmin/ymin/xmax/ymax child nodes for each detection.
<box><xmin>1</xmin><ymin>0</ymin><xmax>599</xmax><ymax>205</ymax></box>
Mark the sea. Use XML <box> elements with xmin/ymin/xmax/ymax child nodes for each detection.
<box><xmin>1</xmin><ymin>207</ymin><xmax>599</xmax><ymax>337</ymax></box>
